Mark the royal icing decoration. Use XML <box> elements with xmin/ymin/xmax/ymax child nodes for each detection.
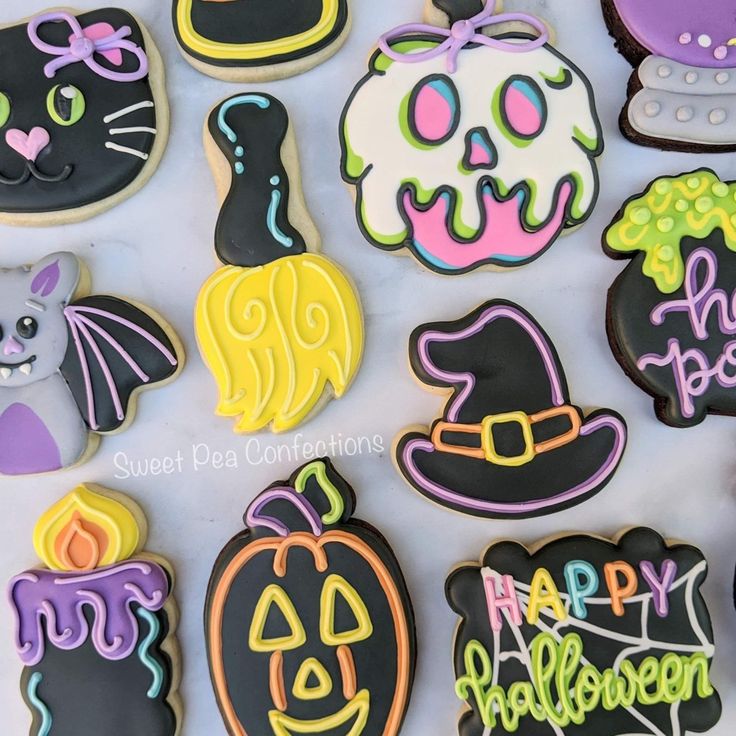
<box><xmin>448</xmin><ymin>528</ymin><xmax>722</xmax><ymax>736</ymax></box>
<box><xmin>0</xmin><ymin>252</ymin><xmax>181</xmax><ymax>475</ymax></box>
<box><xmin>394</xmin><ymin>300</ymin><xmax>627</xmax><ymax>518</ymax></box>
<box><xmin>205</xmin><ymin>459</ymin><xmax>416</xmax><ymax>736</ymax></box>
<box><xmin>0</xmin><ymin>8</ymin><xmax>166</xmax><ymax>222</ymax></box>
<box><xmin>195</xmin><ymin>93</ymin><xmax>363</xmax><ymax>433</ymax></box>
<box><xmin>8</xmin><ymin>485</ymin><xmax>180</xmax><ymax>736</ymax></box>
<box><xmin>172</xmin><ymin>0</ymin><xmax>351</xmax><ymax>78</ymax></box>
<box><xmin>604</xmin><ymin>169</ymin><xmax>736</xmax><ymax>427</ymax></box>
<box><xmin>339</xmin><ymin>0</ymin><xmax>602</xmax><ymax>274</ymax></box>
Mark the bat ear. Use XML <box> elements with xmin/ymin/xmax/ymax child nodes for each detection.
<box><xmin>28</xmin><ymin>252</ymin><xmax>80</xmax><ymax>304</ymax></box>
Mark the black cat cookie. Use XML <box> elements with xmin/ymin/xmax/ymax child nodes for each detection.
<box><xmin>394</xmin><ymin>300</ymin><xmax>627</xmax><ymax>518</ymax></box>
<box><xmin>172</xmin><ymin>0</ymin><xmax>352</xmax><ymax>82</ymax></box>
<box><xmin>205</xmin><ymin>459</ymin><xmax>416</xmax><ymax>736</ymax></box>
<box><xmin>605</xmin><ymin>169</ymin><xmax>736</xmax><ymax>427</ymax></box>
<box><xmin>0</xmin><ymin>8</ymin><xmax>168</xmax><ymax>226</ymax></box>
<box><xmin>8</xmin><ymin>484</ymin><xmax>182</xmax><ymax>736</ymax></box>
<box><xmin>448</xmin><ymin>527</ymin><xmax>722</xmax><ymax>736</ymax></box>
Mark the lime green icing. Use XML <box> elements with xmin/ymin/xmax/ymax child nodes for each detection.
<box><xmin>606</xmin><ymin>170</ymin><xmax>736</xmax><ymax>294</ymax></box>
<box><xmin>541</xmin><ymin>67</ymin><xmax>569</xmax><ymax>84</ymax></box>
<box><xmin>342</xmin><ymin>125</ymin><xmax>365</xmax><ymax>180</ymax></box>
<box><xmin>398</xmin><ymin>92</ymin><xmax>436</xmax><ymax>152</ymax></box>
<box><xmin>573</xmin><ymin>125</ymin><xmax>599</xmax><ymax>153</ymax></box>
<box><xmin>0</xmin><ymin>93</ymin><xmax>10</xmax><ymax>128</ymax></box>
<box><xmin>372</xmin><ymin>40</ymin><xmax>441</xmax><ymax>73</ymax></box>
<box><xmin>492</xmin><ymin>82</ymin><xmax>533</xmax><ymax>150</ymax></box>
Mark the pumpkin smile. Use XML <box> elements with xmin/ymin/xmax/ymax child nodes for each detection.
<box><xmin>268</xmin><ymin>689</ymin><xmax>370</xmax><ymax>735</ymax></box>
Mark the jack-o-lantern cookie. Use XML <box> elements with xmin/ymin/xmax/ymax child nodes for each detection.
<box><xmin>0</xmin><ymin>8</ymin><xmax>168</xmax><ymax>226</ymax></box>
<box><xmin>195</xmin><ymin>93</ymin><xmax>363</xmax><ymax>434</ymax></box>
<box><xmin>8</xmin><ymin>484</ymin><xmax>182</xmax><ymax>736</ymax></box>
<box><xmin>339</xmin><ymin>0</ymin><xmax>603</xmax><ymax>274</ymax></box>
<box><xmin>394</xmin><ymin>300</ymin><xmax>627</xmax><ymax>518</ymax></box>
<box><xmin>605</xmin><ymin>169</ymin><xmax>736</xmax><ymax>427</ymax></box>
<box><xmin>448</xmin><ymin>527</ymin><xmax>722</xmax><ymax>736</ymax></box>
<box><xmin>172</xmin><ymin>0</ymin><xmax>352</xmax><ymax>82</ymax></box>
<box><xmin>0</xmin><ymin>251</ymin><xmax>182</xmax><ymax>475</ymax></box>
<box><xmin>602</xmin><ymin>0</ymin><xmax>736</xmax><ymax>151</ymax></box>
<box><xmin>205</xmin><ymin>459</ymin><xmax>416</xmax><ymax>736</ymax></box>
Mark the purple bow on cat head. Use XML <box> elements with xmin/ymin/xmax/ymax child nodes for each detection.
<box><xmin>27</xmin><ymin>11</ymin><xmax>149</xmax><ymax>83</ymax></box>
<box><xmin>378</xmin><ymin>0</ymin><xmax>549</xmax><ymax>74</ymax></box>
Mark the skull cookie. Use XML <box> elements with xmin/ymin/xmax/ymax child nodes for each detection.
<box><xmin>340</xmin><ymin>0</ymin><xmax>603</xmax><ymax>274</ymax></box>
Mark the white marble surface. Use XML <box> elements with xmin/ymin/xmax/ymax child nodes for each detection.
<box><xmin>1</xmin><ymin>0</ymin><xmax>736</xmax><ymax>734</ymax></box>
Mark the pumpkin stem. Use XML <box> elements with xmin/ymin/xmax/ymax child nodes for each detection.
<box><xmin>245</xmin><ymin>487</ymin><xmax>323</xmax><ymax>537</ymax></box>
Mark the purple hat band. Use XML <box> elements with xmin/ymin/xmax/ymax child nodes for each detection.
<box><xmin>377</xmin><ymin>0</ymin><xmax>549</xmax><ymax>74</ymax></box>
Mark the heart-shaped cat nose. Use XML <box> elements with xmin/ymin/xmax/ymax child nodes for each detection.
<box><xmin>5</xmin><ymin>127</ymin><xmax>51</xmax><ymax>163</ymax></box>
<box><xmin>3</xmin><ymin>336</ymin><xmax>23</xmax><ymax>356</ymax></box>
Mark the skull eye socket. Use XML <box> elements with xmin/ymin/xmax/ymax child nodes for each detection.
<box><xmin>320</xmin><ymin>574</ymin><xmax>373</xmax><ymax>646</ymax></box>
<box><xmin>248</xmin><ymin>584</ymin><xmax>306</xmax><ymax>652</ymax></box>
<box><xmin>406</xmin><ymin>74</ymin><xmax>461</xmax><ymax>147</ymax></box>
<box><xmin>497</xmin><ymin>76</ymin><xmax>547</xmax><ymax>143</ymax></box>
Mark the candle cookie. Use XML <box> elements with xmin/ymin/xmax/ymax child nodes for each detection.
<box><xmin>205</xmin><ymin>458</ymin><xmax>416</xmax><ymax>736</ymax></box>
<box><xmin>394</xmin><ymin>300</ymin><xmax>627</xmax><ymax>518</ymax></box>
<box><xmin>0</xmin><ymin>251</ymin><xmax>182</xmax><ymax>475</ymax></box>
<box><xmin>448</xmin><ymin>527</ymin><xmax>722</xmax><ymax>735</ymax></box>
<box><xmin>195</xmin><ymin>93</ymin><xmax>363</xmax><ymax>434</ymax></box>
<box><xmin>8</xmin><ymin>484</ymin><xmax>182</xmax><ymax>736</ymax></box>
<box><xmin>0</xmin><ymin>8</ymin><xmax>168</xmax><ymax>226</ymax></box>
<box><xmin>339</xmin><ymin>0</ymin><xmax>602</xmax><ymax>274</ymax></box>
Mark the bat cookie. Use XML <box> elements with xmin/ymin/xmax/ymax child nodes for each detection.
<box><xmin>0</xmin><ymin>251</ymin><xmax>182</xmax><ymax>476</ymax></box>
<box><xmin>172</xmin><ymin>0</ymin><xmax>352</xmax><ymax>82</ymax></box>
<box><xmin>195</xmin><ymin>93</ymin><xmax>363</xmax><ymax>434</ymax></box>
<box><xmin>602</xmin><ymin>0</ymin><xmax>736</xmax><ymax>151</ymax></box>
<box><xmin>8</xmin><ymin>484</ymin><xmax>182</xmax><ymax>736</ymax></box>
<box><xmin>205</xmin><ymin>458</ymin><xmax>416</xmax><ymax>736</ymax></box>
<box><xmin>339</xmin><ymin>0</ymin><xmax>603</xmax><ymax>275</ymax></box>
<box><xmin>0</xmin><ymin>8</ymin><xmax>168</xmax><ymax>226</ymax></box>
<box><xmin>448</xmin><ymin>527</ymin><xmax>722</xmax><ymax>736</ymax></box>
<box><xmin>394</xmin><ymin>300</ymin><xmax>627</xmax><ymax>518</ymax></box>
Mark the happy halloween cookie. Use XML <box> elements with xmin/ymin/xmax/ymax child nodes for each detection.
<box><xmin>604</xmin><ymin>169</ymin><xmax>736</xmax><ymax>427</ymax></box>
<box><xmin>0</xmin><ymin>8</ymin><xmax>168</xmax><ymax>226</ymax></box>
<box><xmin>394</xmin><ymin>300</ymin><xmax>627</xmax><ymax>518</ymax></box>
<box><xmin>602</xmin><ymin>0</ymin><xmax>736</xmax><ymax>151</ymax></box>
<box><xmin>195</xmin><ymin>93</ymin><xmax>363</xmax><ymax>434</ymax></box>
<box><xmin>0</xmin><ymin>251</ymin><xmax>182</xmax><ymax>475</ymax></box>
<box><xmin>339</xmin><ymin>0</ymin><xmax>603</xmax><ymax>275</ymax></box>
<box><xmin>448</xmin><ymin>527</ymin><xmax>722</xmax><ymax>736</ymax></box>
<box><xmin>172</xmin><ymin>0</ymin><xmax>351</xmax><ymax>82</ymax></box>
<box><xmin>8</xmin><ymin>484</ymin><xmax>181</xmax><ymax>736</ymax></box>
<box><xmin>205</xmin><ymin>459</ymin><xmax>416</xmax><ymax>736</ymax></box>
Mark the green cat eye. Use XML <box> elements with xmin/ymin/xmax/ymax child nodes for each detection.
<box><xmin>0</xmin><ymin>93</ymin><xmax>10</xmax><ymax>128</ymax></box>
<box><xmin>47</xmin><ymin>85</ymin><xmax>85</xmax><ymax>126</ymax></box>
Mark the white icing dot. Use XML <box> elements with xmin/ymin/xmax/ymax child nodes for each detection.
<box><xmin>679</xmin><ymin>32</ymin><xmax>692</xmax><ymax>45</ymax></box>
<box><xmin>709</xmin><ymin>107</ymin><xmax>727</xmax><ymax>124</ymax></box>
<box><xmin>685</xmin><ymin>71</ymin><xmax>699</xmax><ymax>84</ymax></box>
<box><xmin>714</xmin><ymin>45</ymin><xmax>728</xmax><ymax>60</ymax></box>
<box><xmin>716</xmin><ymin>71</ymin><xmax>731</xmax><ymax>84</ymax></box>
<box><xmin>60</xmin><ymin>86</ymin><xmax>77</xmax><ymax>99</ymax></box>
<box><xmin>676</xmin><ymin>106</ymin><xmax>694</xmax><ymax>122</ymax></box>
<box><xmin>698</xmin><ymin>34</ymin><xmax>712</xmax><ymax>48</ymax></box>
<box><xmin>644</xmin><ymin>101</ymin><xmax>662</xmax><ymax>117</ymax></box>
<box><xmin>657</xmin><ymin>64</ymin><xmax>672</xmax><ymax>78</ymax></box>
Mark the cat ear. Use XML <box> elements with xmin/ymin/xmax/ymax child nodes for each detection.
<box><xmin>28</xmin><ymin>252</ymin><xmax>80</xmax><ymax>304</ymax></box>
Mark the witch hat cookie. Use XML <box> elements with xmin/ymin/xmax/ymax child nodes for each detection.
<box><xmin>339</xmin><ymin>0</ymin><xmax>603</xmax><ymax>274</ymax></box>
<box><xmin>394</xmin><ymin>300</ymin><xmax>627</xmax><ymax>518</ymax></box>
<box><xmin>195</xmin><ymin>93</ymin><xmax>363</xmax><ymax>433</ymax></box>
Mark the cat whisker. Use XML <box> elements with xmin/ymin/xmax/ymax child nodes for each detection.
<box><xmin>109</xmin><ymin>126</ymin><xmax>157</xmax><ymax>136</ymax></box>
<box><xmin>105</xmin><ymin>142</ymin><xmax>150</xmax><ymax>161</ymax></box>
<box><xmin>25</xmin><ymin>300</ymin><xmax>46</xmax><ymax>313</ymax></box>
<box><xmin>102</xmin><ymin>100</ymin><xmax>155</xmax><ymax>124</ymax></box>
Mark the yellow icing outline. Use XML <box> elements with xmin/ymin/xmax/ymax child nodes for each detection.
<box><xmin>269</xmin><ymin>689</ymin><xmax>370</xmax><ymax>735</ymax></box>
<box><xmin>249</xmin><ymin>584</ymin><xmax>307</xmax><ymax>652</ymax></box>
<box><xmin>320</xmin><ymin>574</ymin><xmax>374</xmax><ymax>646</ymax></box>
<box><xmin>292</xmin><ymin>658</ymin><xmax>333</xmax><ymax>700</ymax></box>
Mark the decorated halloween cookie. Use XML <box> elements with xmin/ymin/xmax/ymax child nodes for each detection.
<box><xmin>339</xmin><ymin>0</ymin><xmax>603</xmax><ymax>275</ymax></box>
<box><xmin>205</xmin><ymin>458</ymin><xmax>416</xmax><ymax>736</ymax></box>
<box><xmin>0</xmin><ymin>251</ymin><xmax>182</xmax><ymax>475</ymax></box>
<box><xmin>172</xmin><ymin>0</ymin><xmax>352</xmax><ymax>82</ymax></box>
<box><xmin>394</xmin><ymin>300</ymin><xmax>627</xmax><ymax>518</ymax></box>
<box><xmin>604</xmin><ymin>169</ymin><xmax>736</xmax><ymax>427</ymax></box>
<box><xmin>602</xmin><ymin>0</ymin><xmax>736</xmax><ymax>151</ymax></box>
<box><xmin>0</xmin><ymin>8</ymin><xmax>168</xmax><ymax>226</ymax></box>
<box><xmin>195</xmin><ymin>93</ymin><xmax>363</xmax><ymax>434</ymax></box>
<box><xmin>8</xmin><ymin>484</ymin><xmax>181</xmax><ymax>736</ymax></box>
<box><xmin>447</xmin><ymin>527</ymin><xmax>722</xmax><ymax>736</ymax></box>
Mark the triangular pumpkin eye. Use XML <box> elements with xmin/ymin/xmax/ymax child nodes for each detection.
<box><xmin>249</xmin><ymin>584</ymin><xmax>306</xmax><ymax>652</ymax></box>
<box><xmin>320</xmin><ymin>574</ymin><xmax>374</xmax><ymax>645</ymax></box>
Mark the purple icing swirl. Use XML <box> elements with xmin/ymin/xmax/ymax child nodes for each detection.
<box><xmin>8</xmin><ymin>560</ymin><xmax>169</xmax><ymax>666</ymax></box>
